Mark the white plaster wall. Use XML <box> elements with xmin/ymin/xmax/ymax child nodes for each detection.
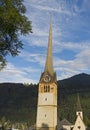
<box><xmin>73</xmin><ymin>116</ymin><xmax>86</xmax><ymax>130</ymax></box>
<box><xmin>63</xmin><ymin>125</ymin><xmax>71</xmax><ymax>130</ymax></box>
<box><xmin>76</xmin><ymin>111</ymin><xmax>83</xmax><ymax>120</ymax></box>
<box><xmin>36</xmin><ymin>106</ymin><xmax>57</xmax><ymax>128</ymax></box>
<box><xmin>38</xmin><ymin>93</ymin><xmax>57</xmax><ymax>106</ymax></box>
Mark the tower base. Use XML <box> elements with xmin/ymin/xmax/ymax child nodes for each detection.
<box><xmin>36</xmin><ymin>127</ymin><xmax>57</xmax><ymax>130</ymax></box>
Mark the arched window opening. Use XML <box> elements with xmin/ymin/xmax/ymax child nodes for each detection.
<box><xmin>48</xmin><ymin>85</ymin><xmax>50</xmax><ymax>92</ymax></box>
<box><xmin>78</xmin><ymin>126</ymin><xmax>81</xmax><ymax>129</ymax></box>
<box><xmin>44</xmin><ymin>85</ymin><xmax>50</xmax><ymax>92</ymax></box>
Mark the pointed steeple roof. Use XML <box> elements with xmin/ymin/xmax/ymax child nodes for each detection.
<box><xmin>44</xmin><ymin>17</ymin><xmax>54</xmax><ymax>76</ymax></box>
<box><xmin>77</xmin><ymin>94</ymin><xmax>82</xmax><ymax>111</ymax></box>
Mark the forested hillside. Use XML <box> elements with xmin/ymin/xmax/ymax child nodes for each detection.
<box><xmin>0</xmin><ymin>73</ymin><xmax>90</xmax><ymax>128</ymax></box>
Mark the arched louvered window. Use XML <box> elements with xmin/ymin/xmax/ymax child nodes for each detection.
<box><xmin>48</xmin><ymin>85</ymin><xmax>50</xmax><ymax>92</ymax></box>
<box><xmin>44</xmin><ymin>85</ymin><xmax>50</xmax><ymax>92</ymax></box>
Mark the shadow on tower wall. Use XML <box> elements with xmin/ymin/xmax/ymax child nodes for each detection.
<box><xmin>35</xmin><ymin>123</ymin><xmax>57</xmax><ymax>130</ymax></box>
<box><xmin>36</xmin><ymin>123</ymin><xmax>49</xmax><ymax>130</ymax></box>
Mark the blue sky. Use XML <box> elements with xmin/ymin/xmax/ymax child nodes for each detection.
<box><xmin>0</xmin><ymin>0</ymin><xmax>90</xmax><ymax>83</ymax></box>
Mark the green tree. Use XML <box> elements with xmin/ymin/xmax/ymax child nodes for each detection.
<box><xmin>0</xmin><ymin>116</ymin><xmax>7</xmax><ymax>130</ymax></box>
<box><xmin>0</xmin><ymin>0</ymin><xmax>32</xmax><ymax>69</ymax></box>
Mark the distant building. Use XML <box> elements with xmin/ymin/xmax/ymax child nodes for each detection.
<box><xmin>57</xmin><ymin>118</ymin><xmax>73</xmax><ymax>130</ymax></box>
<box><xmin>72</xmin><ymin>94</ymin><xmax>86</xmax><ymax>130</ymax></box>
<box><xmin>57</xmin><ymin>95</ymin><xmax>86</xmax><ymax>130</ymax></box>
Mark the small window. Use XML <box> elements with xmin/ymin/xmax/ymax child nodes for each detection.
<box><xmin>78</xmin><ymin>126</ymin><xmax>81</xmax><ymax>129</ymax></box>
<box><xmin>45</xmin><ymin>98</ymin><xmax>47</xmax><ymax>101</ymax></box>
<box><xmin>45</xmin><ymin>114</ymin><xmax>46</xmax><ymax>117</ymax></box>
<box><xmin>78</xmin><ymin>112</ymin><xmax>80</xmax><ymax>115</ymax></box>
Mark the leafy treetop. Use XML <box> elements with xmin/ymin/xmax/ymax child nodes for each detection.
<box><xmin>0</xmin><ymin>0</ymin><xmax>32</xmax><ymax>69</ymax></box>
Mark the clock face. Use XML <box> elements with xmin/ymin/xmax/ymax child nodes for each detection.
<box><xmin>43</xmin><ymin>75</ymin><xmax>51</xmax><ymax>82</ymax></box>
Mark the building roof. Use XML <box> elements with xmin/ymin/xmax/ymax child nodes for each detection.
<box><xmin>57</xmin><ymin>118</ymin><xmax>72</xmax><ymax>130</ymax></box>
<box><xmin>77</xmin><ymin>94</ymin><xmax>82</xmax><ymax>111</ymax></box>
<box><xmin>60</xmin><ymin>119</ymin><xmax>72</xmax><ymax>126</ymax></box>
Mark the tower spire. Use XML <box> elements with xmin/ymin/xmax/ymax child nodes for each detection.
<box><xmin>77</xmin><ymin>94</ymin><xmax>82</xmax><ymax>111</ymax></box>
<box><xmin>44</xmin><ymin>16</ymin><xmax>54</xmax><ymax>76</ymax></box>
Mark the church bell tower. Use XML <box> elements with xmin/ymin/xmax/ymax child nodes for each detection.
<box><xmin>36</xmin><ymin>18</ymin><xmax>57</xmax><ymax>130</ymax></box>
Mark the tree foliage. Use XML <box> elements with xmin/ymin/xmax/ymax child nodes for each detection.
<box><xmin>0</xmin><ymin>0</ymin><xmax>32</xmax><ymax>69</ymax></box>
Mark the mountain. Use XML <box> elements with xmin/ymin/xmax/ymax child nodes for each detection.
<box><xmin>58</xmin><ymin>73</ymin><xmax>90</xmax><ymax>96</ymax></box>
<box><xmin>0</xmin><ymin>73</ymin><xmax>90</xmax><ymax>126</ymax></box>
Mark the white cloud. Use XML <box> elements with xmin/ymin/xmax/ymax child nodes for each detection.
<box><xmin>57</xmin><ymin>71</ymin><xmax>79</xmax><ymax>80</ymax></box>
<box><xmin>24</xmin><ymin>0</ymin><xmax>73</xmax><ymax>14</ymax></box>
<box><xmin>32</xmin><ymin>28</ymin><xmax>48</xmax><ymax>37</ymax></box>
<box><xmin>54</xmin><ymin>47</ymin><xmax>90</xmax><ymax>80</ymax></box>
<box><xmin>55</xmin><ymin>49</ymin><xmax>90</xmax><ymax>70</ymax></box>
<box><xmin>53</xmin><ymin>41</ymin><xmax>90</xmax><ymax>53</ymax></box>
<box><xmin>75</xmin><ymin>49</ymin><xmax>90</xmax><ymax>67</ymax></box>
<box><xmin>29</xmin><ymin>4</ymin><xmax>71</xmax><ymax>16</ymax></box>
<box><xmin>20</xmin><ymin>51</ymin><xmax>45</xmax><ymax>66</ymax></box>
<box><xmin>0</xmin><ymin>63</ymin><xmax>39</xmax><ymax>83</ymax></box>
